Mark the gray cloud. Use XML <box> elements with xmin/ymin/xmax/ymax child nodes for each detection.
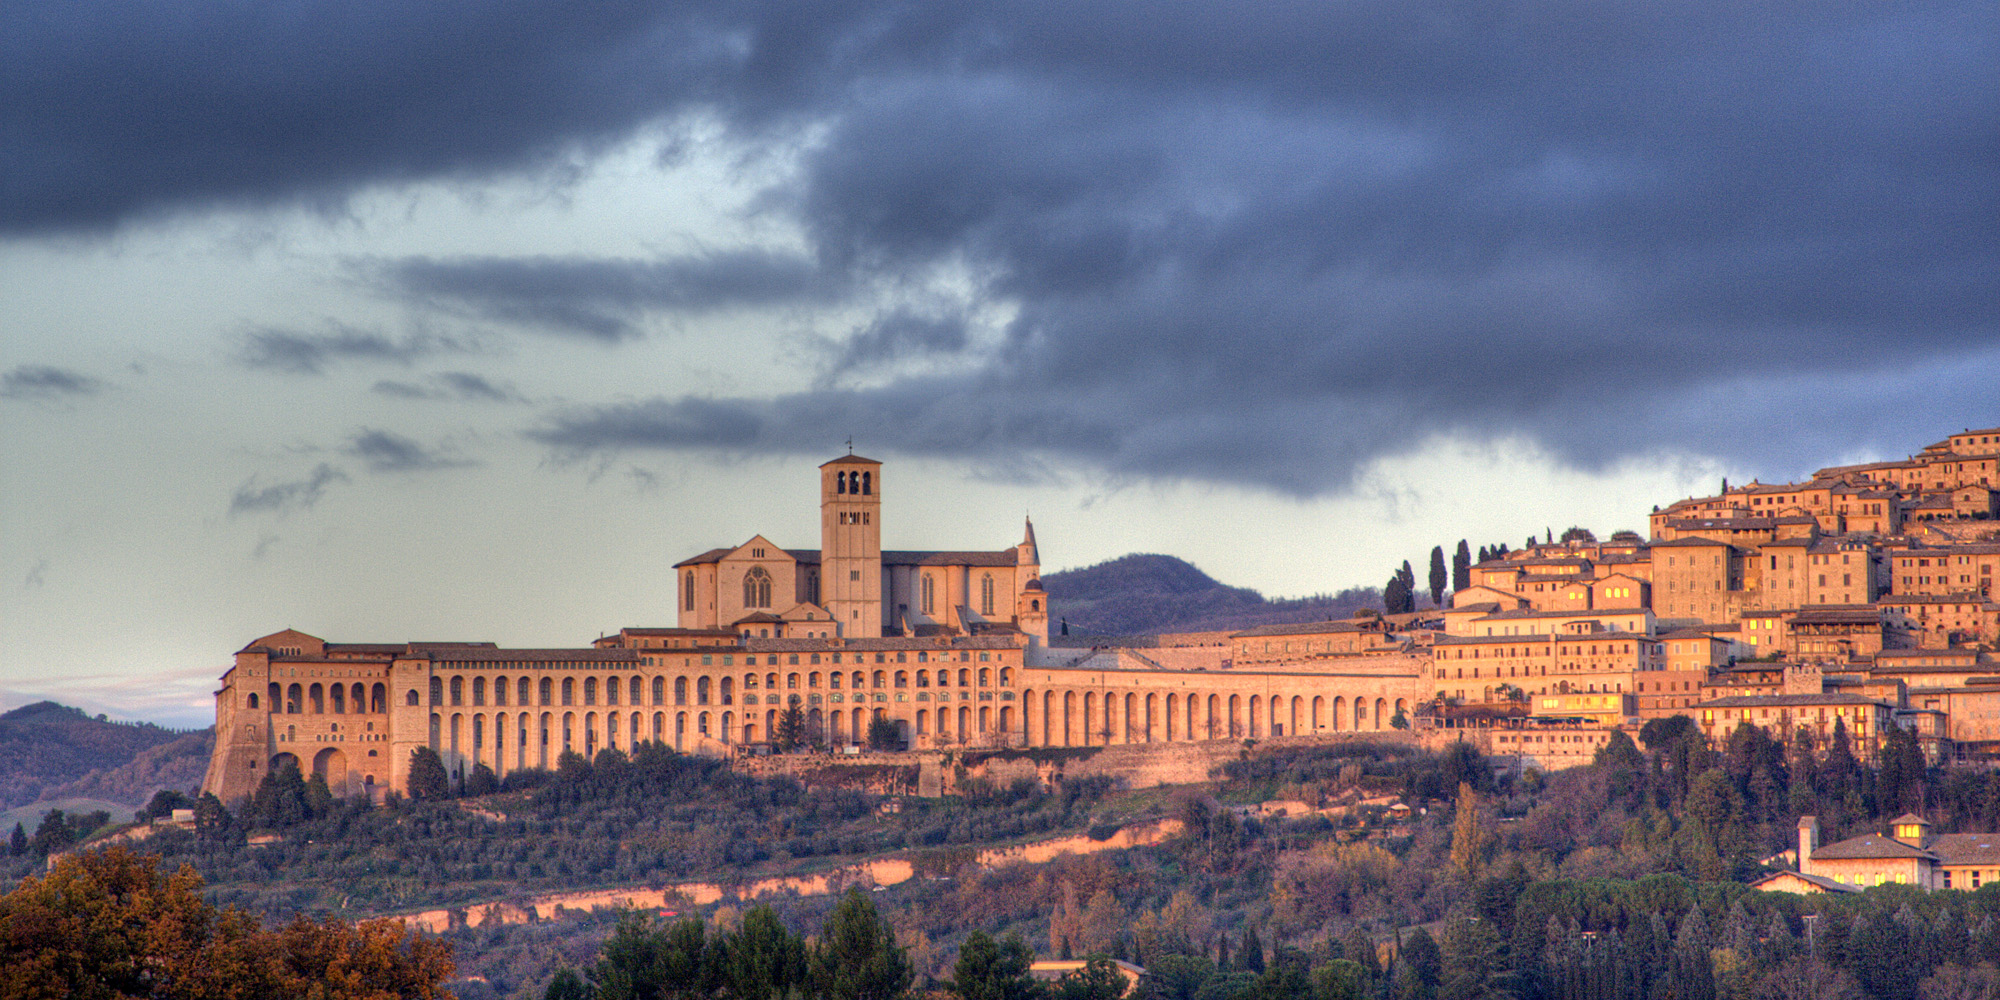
<box><xmin>1</xmin><ymin>365</ymin><xmax>103</xmax><ymax>400</ymax></box>
<box><xmin>229</xmin><ymin>463</ymin><xmax>349</xmax><ymax>516</ymax></box>
<box><xmin>824</xmin><ymin>309</ymin><xmax>971</xmax><ymax>375</ymax></box>
<box><xmin>371</xmin><ymin>372</ymin><xmax>526</xmax><ymax>403</ymax></box>
<box><xmin>237</xmin><ymin>325</ymin><xmax>475</xmax><ymax>375</ymax></box>
<box><xmin>368</xmin><ymin>250</ymin><xmax>833</xmax><ymax>341</ymax></box>
<box><xmin>12</xmin><ymin>0</ymin><xmax>1998</xmax><ymax>490</ymax></box>
<box><xmin>23</xmin><ymin>559</ymin><xmax>49</xmax><ymax>589</ymax></box>
<box><xmin>346</xmin><ymin>429</ymin><xmax>477</xmax><ymax>473</ymax></box>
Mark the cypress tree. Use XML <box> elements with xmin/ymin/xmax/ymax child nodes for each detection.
<box><xmin>1239</xmin><ymin>924</ymin><xmax>1264</xmax><ymax>973</ymax></box>
<box><xmin>1452</xmin><ymin>541</ymin><xmax>1471</xmax><ymax>592</ymax></box>
<box><xmin>1428</xmin><ymin>547</ymin><xmax>1448</xmax><ymax>607</ymax></box>
<box><xmin>405</xmin><ymin>746</ymin><xmax>450</xmax><ymax>802</ymax></box>
<box><xmin>7</xmin><ymin>822</ymin><xmax>24</xmax><ymax>857</ymax></box>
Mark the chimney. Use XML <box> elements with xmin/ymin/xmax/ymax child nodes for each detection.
<box><xmin>1797</xmin><ymin>816</ymin><xmax>1820</xmax><ymax>874</ymax></box>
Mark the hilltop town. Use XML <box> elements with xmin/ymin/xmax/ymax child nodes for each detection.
<box><xmin>200</xmin><ymin>427</ymin><xmax>2000</xmax><ymax>805</ymax></box>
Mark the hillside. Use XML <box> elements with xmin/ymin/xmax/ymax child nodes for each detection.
<box><xmin>0</xmin><ymin>702</ymin><xmax>192</xmax><ymax>808</ymax></box>
<box><xmin>1043</xmin><ymin>553</ymin><xmax>1379</xmax><ymax>636</ymax></box>
<box><xmin>35</xmin><ymin>730</ymin><xmax>214</xmax><ymax>807</ymax></box>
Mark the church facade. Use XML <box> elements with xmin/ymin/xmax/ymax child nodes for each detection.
<box><xmin>671</xmin><ymin>454</ymin><xmax>1050</xmax><ymax>644</ymax></box>
<box><xmin>201</xmin><ymin>454</ymin><xmax>1424</xmax><ymax>805</ymax></box>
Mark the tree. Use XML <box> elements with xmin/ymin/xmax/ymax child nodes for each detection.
<box><xmin>7</xmin><ymin>823</ymin><xmax>24</xmax><ymax>857</ymax></box>
<box><xmin>725</xmin><ymin>905</ymin><xmax>808</xmax><ymax>1000</ymax></box>
<box><xmin>1056</xmin><ymin>957</ymin><xmax>1129</xmax><ymax>1000</ymax></box>
<box><xmin>0</xmin><ymin>846</ymin><xmax>453</xmax><ymax>1000</ymax></box>
<box><xmin>953</xmin><ymin>931</ymin><xmax>1040</xmax><ymax>1000</ymax></box>
<box><xmin>406</xmin><ymin>746</ymin><xmax>450</xmax><ymax>802</ymax></box>
<box><xmin>464</xmin><ymin>762</ymin><xmax>500</xmax><ymax>797</ymax></box>
<box><xmin>252</xmin><ymin>758</ymin><xmax>310</xmax><ymax>825</ymax></box>
<box><xmin>141</xmin><ymin>789</ymin><xmax>193</xmax><ymax>822</ymax></box>
<box><xmin>1438</xmin><ymin>908</ymin><xmax>1509</xmax><ymax>1000</ymax></box>
<box><xmin>812</xmin><ymin>888</ymin><xmax>912</xmax><ymax>1000</ymax></box>
<box><xmin>867</xmin><ymin>714</ymin><xmax>903</xmax><ymax>751</ymax></box>
<box><xmin>1429</xmin><ymin>547</ymin><xmax>1449</xmax><ymax>607</ymax></box>
<box><xmin>1384</xmin><ymin>573</ymin><xmax>1411</xmax><ymax>616</ymax></box>
<box><xmin>1399</xmin><ymin>927</ymin><xmax>1442</xmax><ymax>1000</ymax></box>
<box><xmin>1449</xmin><ymin>783</ymin><xmax>1492</xmax><ymax>879</ymax></box>
<box><xmin>1452</xmin><ymin>541</ymin><xmax>1472</xmax><ymax>594</ymax></box>
<box><xmin>775</xmin><ymin>704</ymin><xmax>806</xmax><ymax>751</ymax></box>
<box><xmin>1399</xmin><ymin>562</ymin><xmax>1417</xmax><ymax>611</ymax></box>
<box><xmin>1238</xmin><ymin>924</ymin><xmax>1264</xmax><ymax>973</ymax></box>
<box><xmin>546</xmin><ymin>968</ymin><xmax>594</xmax><ymax>1000</ymax></box>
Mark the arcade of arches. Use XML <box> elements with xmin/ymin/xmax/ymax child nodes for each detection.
<box><xmin>203</xmin><ymin>629</ymin><xmax>1424</xmax><ymax>803</ymax></box>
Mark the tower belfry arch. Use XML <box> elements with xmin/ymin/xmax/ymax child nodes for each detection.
<box><xmin>821</xmin><ymin>454</ymin><xmax>883</xmax><ymax>637</ymax></box>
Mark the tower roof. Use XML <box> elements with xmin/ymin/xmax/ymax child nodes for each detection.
<box><xmin>821</xmin><ymin>454</ymin><xmax>881</xmax><ymax>467</ymax></box>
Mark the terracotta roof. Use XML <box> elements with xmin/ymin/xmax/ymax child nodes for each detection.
<box><xmin>741</xmin><ymin>635</ymin><xmax>1022</xmax><ymax>652</ymax></box>
<box><xmin>820</xmin><ymin>454</ymin><xmax>881</xmax><ymax>466</ymax></box>
<box><xmin>617</xmin><ymin>627</ymin><xmax>738</xmax><ymax>637</ymax></box>
<box><xmin>1788</xmin><ymin>607</ymin><xmax>1880</xmax><ymax>625</ymax></box>
<box><xmin>1930</xmin><ymin>833</ymin><xmax>2000</xmax><ymax>865</ymax></box>
<box><xmin>1231</xmin><ymin>621</ymin><xmax>1367</xmax><ymax>638</ymax></box>
<box><xmin>883</xmin><ymin>550</ymin><xmax>1018</xmax><ymax>567</ymax></box>
<box><xmin>1697</xmin><ymin>693</ymin><xmax>1888</xmax><ymax>709</ymax></box>
<box><xmin>1810</xmin><ymin>833</ymin><xmax>1933</xmax><ymax>861</ymax></box>
<box><xmin>424</xmin><ymin>648</ymin><xmax>640</xmax><ymax>663</ymax></box>
<box><xmin>1750</xmin><ymin>870</ymin><xmax>1861</xmax><ymax>893</ymax></box>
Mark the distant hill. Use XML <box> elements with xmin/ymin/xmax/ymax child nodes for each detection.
<box><xmin>1043</xmin><ymin>553</ymin><xmax>1381</xmax><ymax>636</ymax></box>
<box><xmin>0</xmin><ymin>702</ymin><xmax>194</xmax><ymax>808</ymax></box>
<box><xmin>36</xmin><ymin>729</ymin><xmax>214</xmax><ymax>807</ymax></box>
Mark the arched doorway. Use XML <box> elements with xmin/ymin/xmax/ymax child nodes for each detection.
<box><xmin>312</xmin><ymin>747</ymin><xmax>349</xmax><ymax>796</ymax></box>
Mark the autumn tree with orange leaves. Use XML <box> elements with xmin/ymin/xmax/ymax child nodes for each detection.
<box><xmin>0</xmin><ymin>846</ymin><xmax>453</xmax><ymax>1000</ymax></box>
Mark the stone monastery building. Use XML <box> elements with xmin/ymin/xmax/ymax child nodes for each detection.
<box><xmin>202</xmin><ymin>454</ymin><xmax>1423</xmax><ymax>803</ymax></box>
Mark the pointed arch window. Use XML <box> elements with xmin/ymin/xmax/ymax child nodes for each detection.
<box><xmin>744</xmin><ymin>567</ymin><xmax>773</xmax><ymax>608</ymax></box>
<box><xmin>980</xmin><ymin>574</ymin><xmax>995</xmax><ymax>616</ymax></box>
<box><xmin>921</xmin><ymin>574</ymin><xmax>935</xmax><ymax>615</ymax></box>
<box><xmin>685</xmin><ymin>571</ymin><xmax>696</xmax><ymax>611</ymax></box>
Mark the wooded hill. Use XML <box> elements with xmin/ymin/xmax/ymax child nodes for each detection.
<box><xmin>1043</xmin><ymin>555</ymin><xmax>1379</xmax><ymax>636</ymax></box>
<box><xmin>0</xmin><ymin>701</ymin><xmax>195</xmax><ymax>808</ymax></box>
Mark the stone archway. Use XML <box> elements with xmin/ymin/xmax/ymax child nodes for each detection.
<box><xmin>312</xmin><ymin>747</ymin><xmax>349</xmax><ymax>796</ymax></box>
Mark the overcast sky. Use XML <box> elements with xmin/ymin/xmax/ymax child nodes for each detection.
<box><xmin>3</xmin><ymin>1</ymin><xmax>1995</xmax><ymax>727</ymax></box>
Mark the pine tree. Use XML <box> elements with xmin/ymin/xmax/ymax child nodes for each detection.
<box><xmin>776</xmin><ymin>704</ymin><xmax>806</xmax><ymax>751</ymax></box>
<box><xmin>953</xmin><ymin>932</ymin><xmax>1039</xmax><ymax>1000</ymax></box>
<box><xmin>1428</xmin><ymin>547</ymin><xmax>1448</xmax><ymax>607</ymax></box>
<box><xmin>1399</xmin><ymin>927</ymin><xmax>1441</xmax><ymax>1000</ymax></box>
<box><xmin>727</xmin><ymin>906</ymin><xmax>809</xmax><ymax>1000</ymax></box>
<box><xmin>812</xmin><ymin>888</ymin><xmax>912</xmax><ymax>1000</ymax></box>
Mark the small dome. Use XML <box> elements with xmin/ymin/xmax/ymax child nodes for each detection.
<box><xmin>1023</xmin><ymin>578</ymin><xmax>1044</xmax><ymax>592</ymax></box>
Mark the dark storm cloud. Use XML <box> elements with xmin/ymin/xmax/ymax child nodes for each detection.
<box><xmin>229</xmin><ymin>463</ymin><xmax>348</xmax><ymax>516</ymax></box>
<box><xmin>371</xmin><ymin>372</ymin><xmax>526</xmax><ymax>403</ymax></box>
<box><xmin>346</xmin><ymin>429</ymin><xmax>477</xmax><ymax>473</ymax></box>
<box><xmin>237</xmin><ymin>325</ymin><xmax>476</xmax><ymax>375</ymax></box>
<box><xmin>1</xmin><ymin>365</ymin><xmax>103</xmax><ymax>400</ymax></box>
<box><xmin>369</xmin><ymin>250</ymin><xmax>830</xmax><ymax>341</ymax></box>
<box><xmin>14</xmin><ymin>0</ymin><xmax>1998</xmax><ymax>490</ymax></box>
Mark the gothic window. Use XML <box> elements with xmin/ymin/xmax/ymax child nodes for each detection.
<box><xmin>861</xmin><ymin>471</ymin><xmax>871</xmax><ymax>495</ymax></box>
<box><xmin>744</xmin><ymin>567</ymin><xmax>773</xmax><ymax>608</ymax></box>
<box><xmin>921</xmin><ymin>575</ymin><xmax>935</xmax><ymax>615</ymax></box>
<box><xmin>685</xmin><ymin>572</ymin><xmax>695</xmax><ymax>611</ymax></box>
<box><xmin>980</xmin><ymin>574</ymin><xmax>994</xmax><ymax>616</ymax></box>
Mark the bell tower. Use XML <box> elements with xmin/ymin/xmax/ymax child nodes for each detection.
<box><xmin>820</xmin><ymin>454</ymin><xmax>883</xmax><ymax>637</ymax></box>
